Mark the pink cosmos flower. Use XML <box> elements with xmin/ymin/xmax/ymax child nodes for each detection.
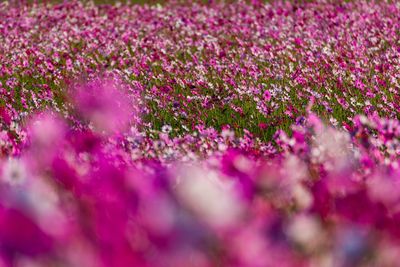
<box><xmin>73</xmin><ymin>78</ymin><xmax>135</xmax><ymax>135</ymax></box>
<box><xmin>263</xmin><ymin>90</ymin><xmax>272</xmax><ymax>101</ymax></box>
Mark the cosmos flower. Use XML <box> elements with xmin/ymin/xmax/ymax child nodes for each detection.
<box><xmin>73</xmin><ymin>79</ymin><xmax>134</xmax><ymax>135</ymax></box>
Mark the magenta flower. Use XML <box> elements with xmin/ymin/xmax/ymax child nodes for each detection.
<box><xmin>73</xmin><ymin>78</ymin><xmax>135</xmax><ymax>135</ymax></box>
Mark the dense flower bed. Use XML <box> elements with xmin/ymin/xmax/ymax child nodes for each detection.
<box><xmin>0</xmin><ymin>1</ymin><xmax>399</xmax><ymax>266</ymax></box>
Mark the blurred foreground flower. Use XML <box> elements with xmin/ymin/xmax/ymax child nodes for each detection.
<box><xmin>73</xmin><ymin>78</ymin><xmax>135</xmax><ymax>135</ymax></box>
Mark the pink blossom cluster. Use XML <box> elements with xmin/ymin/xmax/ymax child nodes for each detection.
<box><xmin>0</xmin><ymin>0</ymin><xmax>398</xmax><ymax>266</ymax></box>
<box><xmin>0</xmin><ymin>89</ymin><xmax>399</xmax><ymax>266</ymax></box>
<box><xmin>1</xmin><ymin>1</ymin><xmax>399</xmax><ymax>137</ymax></box>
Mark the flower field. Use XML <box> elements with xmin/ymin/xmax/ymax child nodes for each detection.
<box><xmin>0</xmin><ymin>0</ymin><xmax>399</xmax><ymax>266</ymax></box>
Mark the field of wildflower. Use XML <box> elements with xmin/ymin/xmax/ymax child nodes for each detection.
<box><xmin>0</xmin><ymin>0</ymin><xmax>399</xmax><ymax>266</ymax></box>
